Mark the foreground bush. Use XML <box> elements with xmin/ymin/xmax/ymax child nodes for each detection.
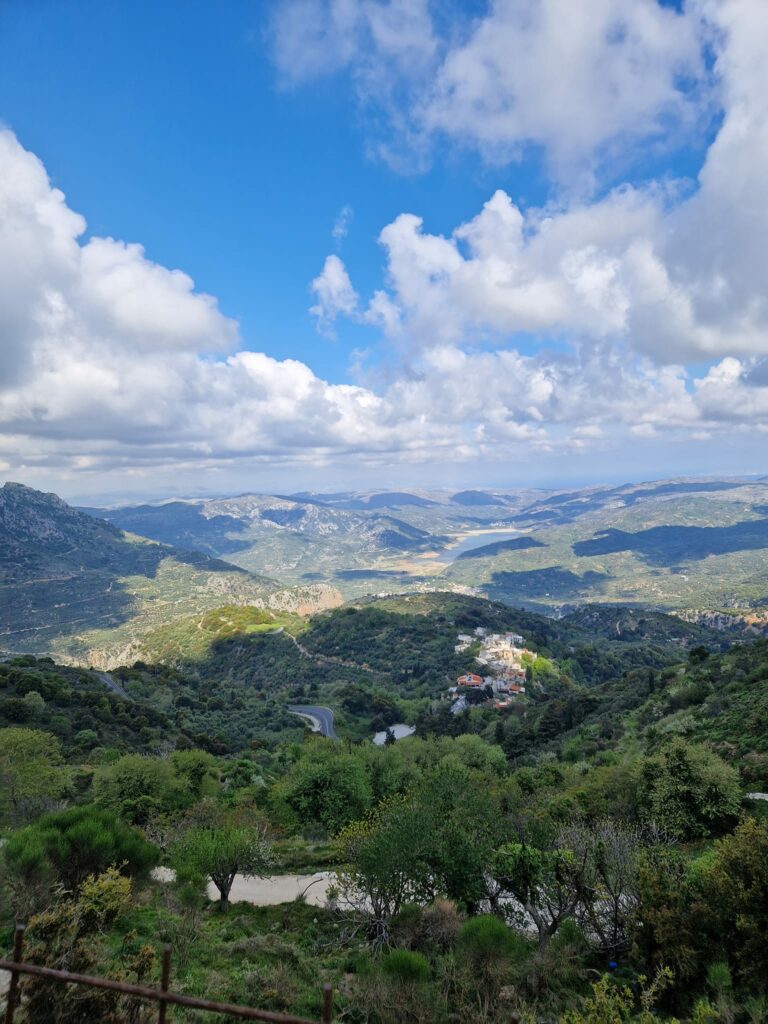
<box><xmin>381</xmin><ymin>949</ymin><xmax>431</xmax><ymax>984</ymax></box>
<box><xmin>3</xmin><ymin>804</ymin><xmax>159</xmax><ymax>891</ymax></box>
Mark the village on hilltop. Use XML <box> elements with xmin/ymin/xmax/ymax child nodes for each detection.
<box><xmin>449</xmin><ymin>627</ymin><xmax>536</xmax><ymax>713</ymax></box>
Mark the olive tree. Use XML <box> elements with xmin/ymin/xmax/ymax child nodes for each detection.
<box><xmin>171</xmin><ymin>805</ymin><xmax>272</xmax><ymax>912</ymax></box>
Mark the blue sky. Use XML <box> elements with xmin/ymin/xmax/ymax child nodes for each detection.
<box><xmin>1</xmin><ymin>0</ymin><xmax>767</xmax><ymax>499</ymax></box>
<box><xmin>0</xmin><ymin>0</ymin><xmax>519</xmax><ymax>379</ymax></box>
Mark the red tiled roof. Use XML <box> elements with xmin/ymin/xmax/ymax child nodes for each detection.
<box><xmin>457</xmin><ymin>673</ymin><xmax>483</xmax><ymax>686</ymax></box>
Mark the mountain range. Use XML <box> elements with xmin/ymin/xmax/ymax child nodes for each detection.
<box><xmin>81</xmin><ymin>477</ymin><xmax>768</xmax><ymax>615</ymax></box>
<box><xmin>3</xmin><ymin>476</ymin><xmax>768</xmax><ymax>666</ymax></box>
<box><xmin>0</xmin><ymin>482</ymin><xmax>340</xmax><ymax>665</ymax></box>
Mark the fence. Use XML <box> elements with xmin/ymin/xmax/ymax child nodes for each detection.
<box><xmin>1</xmin><ymin>924</ymin><xmax>334</xmax><ymax>1024</ymax></box>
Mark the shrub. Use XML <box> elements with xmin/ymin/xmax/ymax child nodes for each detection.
<box><xmin>458</xmin><ymin>915</ymin><xmax>525</xmax><ymax>967</ymax></box>
<box><xmin>393</xmin><ymin>899</ymin><xmax>462</xmax><ymax>954</ymax></box>
<box><xmin>381</xmin><ymin>949</ymin><xmax>431</xmax><ymax>984</ymax></box>
<box><xmin>3</xmin><ymin>804</ymin><xmax>159</xmax><ymax>890</ymax></box>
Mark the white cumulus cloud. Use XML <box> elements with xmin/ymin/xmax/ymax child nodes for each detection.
<box><xmin>271</xmin><ymin>0</ymin><xmax>710</xmax><ymax>179</ymax></box>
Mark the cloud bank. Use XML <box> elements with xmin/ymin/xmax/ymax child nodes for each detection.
<box><xmin>2</xmin><ymin>0</ymin><xmax>768</xmax><ymax>491</ymax></box>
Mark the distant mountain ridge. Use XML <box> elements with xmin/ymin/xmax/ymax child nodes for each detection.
<box><xmin>81</xmin><ymin>491</ymin><xmax>451</xmax><ymax>586</ymax></box>
<box><xmin>53</xmin><ymin>475</ymin><xmax>768</xmax><ymax>618</ymax></box>
<box><xmin>0</xmin><ymin>483</ymin><xmax>340</xmax><ymax>663</ymax></box>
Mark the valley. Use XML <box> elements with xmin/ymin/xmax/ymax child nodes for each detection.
<box><xmin>76</xmin><ymin>476</ymin><xmax>768</xmax><ymax>619</ymax></box>
<box><xmin>3</xmin><ymin>477</ymin><xmax>768</xmax><ymax>1022</ymax></box>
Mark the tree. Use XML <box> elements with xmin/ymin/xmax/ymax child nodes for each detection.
<box><xmin>0</xmin><ymin>727</ymin><xmax>71</xmax><ymax>825</ymax></box>
<box><xmin>336</xmin><ymin>796</ymin><xmax>434</xmax><ymax>944</ymax></box>
<box><xmin>337</xmin><ymin>761</ymin><xmax>506</xmax><ymax>943</ymax></box>
<box><xmin>558</xmin><ymin>818</ymin><xmax>649</xmax><ymax>956</ymax></box>
<box><xmin>3</xmin><ymin>805</ymin><xmax>159</xmax><ymax>891</ymax></box>
<box><xmin>632</xmin><ymin>846</ymin><xmax>703</xmax><ymax>989</ymax></box>
<box><xmin>171</xmin><ymin>804</ymin><xmax>272</xmax><ymax>912</ymax></box>
<box><xmin>23</xmin><ymin>690</ymin><xmax>45</xmax><ymax>716</ymax></box>
<box><xmin>270</xmin><ymin>742</ymin><xmax>372</xmax><ymax>834</ymax></box>
<box><xmin>492</xmin><ymin>836</ymin><xmax>591</xmax><ymax>951</ymax></box>
<box><xmin>170</xmin><ymin>749</ymin><xmax>217</xmax><ymax>799</ymax></box>
<box><xmin>700</xmin><ymin>818</ymin><xmax>768</xmax><ymax>988</ymax></box>
<box><xmin>93</xmin><ymin>753</ymin><xmax>192</xmax><ymax>825</ymax></box>
<box><xmin>636</xmin><ymin>739</ymin><xmax>741</xmax><ymax>839</ymax></box>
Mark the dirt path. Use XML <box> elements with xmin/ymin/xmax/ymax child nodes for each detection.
<box><xmin>152</xmin><ymin>868</ymin><xmax>335</xmax><ymax>907</ymax></box>
<box><xmin>283</xmin><ymin>630</ymin><xmax>379</xmax><ymax>675</ymax></box>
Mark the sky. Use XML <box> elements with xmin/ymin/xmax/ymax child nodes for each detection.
<box><xmin>1</xmin><ymin>0</ymin><xmax>768</xmax><ymax>501</ymax></box>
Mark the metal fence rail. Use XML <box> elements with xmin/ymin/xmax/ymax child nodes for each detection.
<box><xmin>1</xmin><ymin>924</ymin><xmax>334</xmax><ymax>1024</ymax></box>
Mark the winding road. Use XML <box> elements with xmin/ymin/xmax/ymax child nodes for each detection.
<box><xmin>288</xmin><ymin>704</ymin><xmax>338</xmax><ymax>740</ymax></box>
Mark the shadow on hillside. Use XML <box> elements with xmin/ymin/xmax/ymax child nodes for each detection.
<box><xmin>456</xmin><ymin>537</ymin><xmax>546</xmax><ymax>560</ymax></box>
<box><xmin>1</xmin><ymin>539</ymin><xmax>250</xmax><ymax>654</ymax></box>
<box><xmin>81</xmin><ymin>503</ymin><xmax>253</xmax><ymax>556</ymax></box>
<box><xmin>485</xmin><ymin>567</ymin><xmax>613</xmax><ymax>603</ymax></box>
<box><xmin>573</xmin><ymin>518</ymin><xmax>768</xmax><ymax>565</ymax></box>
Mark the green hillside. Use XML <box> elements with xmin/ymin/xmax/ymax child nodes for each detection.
<box><xmin>0</xmin><ymin>483</ymin><xmax>340</xmax><ymax>664</ymax></box>
<box><xmin>442</xmin><ymin>480</ymin><xmax>768</xmax><ymax>614</ymax></box>
<box><xmin>59</xmin><ymin>592</ymin><xmax>733</xmax><ymax>750</ymax></box>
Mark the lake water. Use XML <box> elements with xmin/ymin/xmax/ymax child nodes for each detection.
<box><xmin>437</xmin><ymin>530</ymin><xmax>520</xmax><ymax>562</ymax></box>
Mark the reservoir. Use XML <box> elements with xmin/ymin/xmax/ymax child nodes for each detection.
<box><xmin>437</xmin><ymin>530</ymin><xmax>520</xmax><ymax>562</ymax></box>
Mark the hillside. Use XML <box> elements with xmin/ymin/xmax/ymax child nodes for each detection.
<box><xmin>59</xmin><ymin>591</ymin><xmax>728</xmax><ymax>750</ymax></box>
<box><xmin>442</xmin><ymin>477</ymin><xmax>768</xmax><ymax>614</ymax></box>
<box><xmin>85</xmin><ymin>492</ymin><xmax>450</xmax><ymax>587</ymax></box>
<box><xmin>470</xmin><ymin>624</ymin><xmax>768</xmax><ymax>790</ymax></box>
<box><xmin>81</xmin><ymin>478</ymin><xmax>768</xmax><ymax>615</ymax></box>
<box><xmin>0</xmin><ymin>483</ymin><xmax>340</xmax><ymax>664</ymax></box>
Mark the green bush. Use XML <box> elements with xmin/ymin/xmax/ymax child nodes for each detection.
<box><xmin>3</xmin><ymin>804</ymin><xmax>159</xmax><ymax>890</ymax></box>
<box><xmin>380</xmin><ymin>949</ymin><xmax>431</xmax><ymax>984</ymax></box>
<box><xmin>458</xmin><ymin>914</ymin><xmax>525</xmax><ymax>964</ymax></box>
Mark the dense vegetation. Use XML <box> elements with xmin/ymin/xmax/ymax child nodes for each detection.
<box><xmin>2</xmin><ymin>594</ymin><xmax>768</xmax><ymax>1022</ymax></box>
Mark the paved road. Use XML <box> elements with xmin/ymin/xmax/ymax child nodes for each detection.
<box><xmin>288</xmin><ymin>704</ymin><xmax>338</xmax><ymax>740</ymax></box>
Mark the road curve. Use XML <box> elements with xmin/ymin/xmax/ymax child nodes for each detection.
<box><xmin>288</xmin><ymin>704</ymin><xmax>338</xmax><ymax>740</ymax></box>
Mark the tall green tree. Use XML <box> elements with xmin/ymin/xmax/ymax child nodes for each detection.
<box><xmin>0</xmin><ymin>727</ymin><xmax>71</xmax><ymax>825</ymax></box>
<box><xmin>3</xmin><ymin>805</ymin><xmax>159</xmax><ymax>891</ymax></box>
<box><xmin>635</xmin><ymin>739</ymin><xmax>741</xmax><ymax>839</ymax></box>
<box><xmin>171</xmin><ymin>803</ymin><xmax>272</xmax><ymax>912</ymax></box>
<box><xmin>93</xmin><ymin>753</ymin><xmax>192</xmax><ymax>825</ymax></box>
<box><xmin>700</xmin><ymin>818</ymin><xmax>768</xmax><ymax>988</ymax></box>
<box><xmin>270</xmin><ymin>741</ymin><xmax>373</xmax><ymax>834</ymax></box>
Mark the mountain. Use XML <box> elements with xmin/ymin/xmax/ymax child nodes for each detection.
<box><xmin>0</xmin><ymin>483</ymin><xmax>340</xmax><ymax>664</ymax></box>
<box><xmin>83</xmin><ymin>492</ymin><xmax>451</xmax><ymax>588</ymax></box>
<box><xmin>451</xmin><ymin>490</ymin><xmax>508</xmax><ymax>506</ymax></box>
<box><xmin>77</xmin><ymin>477</ymin><xmax>768</xmax><ymax>617</ymax></box>
<box><xmin>443</xmin><ymin>477</ymin><xmax>768</xmax><ymax>615</ymax></box>
<box><xmin>561</xmin><ymin>604</ymin><xmax>725</xmax><ymax>646</ymax></box>
<box><xmin>76</xmin><ymin>500</ymin><xmax>253</xmax><ymax>557</ymax></box>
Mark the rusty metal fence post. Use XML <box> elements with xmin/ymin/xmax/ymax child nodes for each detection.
<box><xmin>157</xmin><ymin>944</ymin><xmax>171</xmax><ymax>1024</ymax></box>
<box><xmin>322</xmin><ymin>984</ymin><xmax>333</xmax><ymax>1024</ymax></box>
<box><xmin>1</xmin><ymin>928</ymin><xmax>333</xmax><ymax>1024</ymax></box>
<box><xmin>3</xmin><ymin>923</ymin><xmax>25</xmax><ymax>1024</ymax></box>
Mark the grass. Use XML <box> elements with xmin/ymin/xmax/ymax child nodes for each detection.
<box><xmin>101</xmin><ymin>886</ymin><xmax>348</xmax><ymax>1022</ymax></box>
